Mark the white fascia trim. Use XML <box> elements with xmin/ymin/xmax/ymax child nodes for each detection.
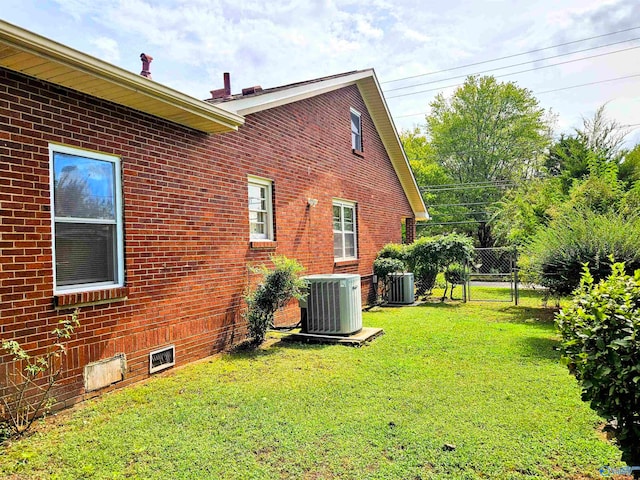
<box><xmin>216</xmin><ymin>70</ymin><xmax>374</xmax><ymax>116</ymax></box>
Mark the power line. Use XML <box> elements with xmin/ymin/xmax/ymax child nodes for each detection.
<box><xmin>393</xmin><ymin>73</ymin><xmax>640</xmax><ymax>119</ymax></box>
<box><xmin>420</xmin><ymin>180</ymin><xmax>513</xmax><ymax>188</ymax></box>
<box><xmin>384</xmin><ymin>36</ymin><xmax>640</xmax><ymax>93</ymax></box>
<box><xmin>387</xmin><ymin>45</ymin><xmax>640</xmax><ymax>99</ymax></box>
<box><xmin>417</xmin><ymin>220</ymin><xmax>484</xmax><ymax>226</ymax></box>
<box><xmin>426</xmin><ymin>201</ymin><xmax>494</xmax><ymax>208</ymax></box>
<box><xmin>536</xmin><ymin>73</ymin><xmax>640</xmax><ymax>95</ymax></box>
<box><xmin>421</xmin><ymin>183</ymin><xmax>515</xmax><ymax>192</ymax></box>
<box><xmin>382</xmin><ymin>25</ymin><xmax>640</xmax><ymax>84</ymax></box>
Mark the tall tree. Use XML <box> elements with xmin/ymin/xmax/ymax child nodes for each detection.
<box><xmin>401</xmin><ymin>128</ymin><xmax>468</xmax><ymax>238</ymax></box>
<box><xmin>425</xmin><ymin>76</ymin><xmax>553</xmax><ymax>246</ymax></box>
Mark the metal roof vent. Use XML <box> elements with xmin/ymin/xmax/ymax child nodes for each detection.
<box><xmin>149</xmin><ymin>345</ymin><xmax>175</xmax><ymax>373</ymax></box>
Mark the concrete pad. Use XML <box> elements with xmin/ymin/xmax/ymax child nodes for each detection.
<box><xmin>281</xmin><ymin>327</ymin><xmax>384</xmax><ymax>346</ymax></box>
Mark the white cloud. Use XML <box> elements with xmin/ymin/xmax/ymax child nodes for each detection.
<box><xmin>89</xmin><ymin>36</ymin><xmax>121</xmax><ymax>63</ymax></box>
<box><xmin>4</xmin><ymin>0</ymin><xmax>638</xmax><ymax>147</ymax></box>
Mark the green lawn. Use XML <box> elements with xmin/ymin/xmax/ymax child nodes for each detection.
<box><xmin>0</xmin><ymin>289</ymin><xmax>626</xmax><ymax>479</ymax></box>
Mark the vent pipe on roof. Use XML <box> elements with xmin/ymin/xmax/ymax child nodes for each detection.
<box><xmin>210</xmin><ymin>72</ymin><xmax>232</xmax><ymax>99</ymax></box>
<box><xmin>140</xmin><ymin>53</ymin><xmax>153</xmax><ymax>79</ymax></box>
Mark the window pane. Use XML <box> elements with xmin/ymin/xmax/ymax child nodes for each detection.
<box><xmin>248</xmin><ymin>184</ymin><xmax>265</xmax><ymax>211</ymax></box>
<box><xmin>55</xmin><ymin>223</ymin><xmax>116</xmax><ymax>286</ymax></box>
<box><xmin>333</xmin><ymin>205</ymin><xmax>342</xmax><ymax>230</ymax></box>
<box><xmin>251</xmin><ymin>222</ymin><xmax>265</xmax><ymax>235</ymax></box>
<box><xmin>345</xmin><ymin>233</ymin><xmax>356</xmax><ymax>257</ymax></box>
<box><xmin>351</xmin><ymin>112</ymin><xmax>360</xmax><ymax>134</ymax></box>
<box><xmin>334</xmin><ymin>233</ymin><xmax>343</xmax><ymax>258</ymax></box>
<box><xmin>54</xmin><ymin>153</ymin><xmax>116</xmax><ymax>220</ymax></box>
<box><xmin>344</xmin><ymin>207</ymin><xmax>353</xmax><ymax>222</ymax></box>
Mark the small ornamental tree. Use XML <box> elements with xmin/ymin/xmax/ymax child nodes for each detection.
<box><xmin>443</xmin><ymin>263</ymin><xmax>468</xmax><ymax>301</ymax></box>
<box><xmin>1</xmin><ymin>309</ymin><xmax>80</xmax><ymax>439</ymax></box>
<box><xmin>556</xmin><ymin>263</ymin><xmax>640</xmax><ymax>471</ymax></box>
<box><xmin>245</xmin><ymin>256</ymin><xmax>307</xmax><ymax>346</ymax></box>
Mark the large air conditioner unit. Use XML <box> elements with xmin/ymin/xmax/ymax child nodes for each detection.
<box><xmin>299</xmin><ymin>274</ymin><xmax>362</xmax><ymax>335</ymax></box>
<box><xmin>388</xmin><ymin>272</ymin><xmax>415</xmax><ymax>305</ymax></box>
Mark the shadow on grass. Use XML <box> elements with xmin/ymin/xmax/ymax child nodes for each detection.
<box><xmin>518</xmin><ymin>335</ymin><xmax>561</xmax><ymax>361</ymax></box>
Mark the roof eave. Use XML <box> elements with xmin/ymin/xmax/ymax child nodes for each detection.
<box><xmin>0</xmin><ymin>20</ymin><xmax>244</xmax><ymax>134</ymax></box>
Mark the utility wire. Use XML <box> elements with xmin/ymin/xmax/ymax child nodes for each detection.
<box><xmin>388</xmin><ymin>45</ymin><xmax>640</xmax><ymax>99</ymax></box>
<box><xmin>382</xmin><ymin>25</ymin><xmax>640</xmax><ymax>84</ymax></box>
<box><xmin>393</xmin><ymin>73</ymin><xmax>640</xmax><ymax>119</ymax></box>
<box><xmin>384</xmin><ymin>36</ymin><xmax>640</xmax><ymax>93</ymax></box>
<box><xmin>536</xmin><ymin>73</ymin><xmax>640</xmax><ymax>95</ymax></box>
<box><xmin>426</xmin><ymin>201</ymin><xmax>494</xmax><ymax>207</ymax></box>
<box><xmin>417</xmin><ymin>220</ymin><xmax>483</xmax><ymax>226</ymax></box>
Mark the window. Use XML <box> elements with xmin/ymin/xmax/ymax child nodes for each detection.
<box><xmin>248</xmin><ymin>176</ymin><xmax>274</xmax><ymax>241</ymax></box>
<box><xmin>350</xmin><ymin>108</ymin><xmax>362</xmax><ymax>152</ymax></box>
<box><xmin>333</xmin><ymin>200</ymin><xmax>357</xmax><ymax>260</ymax></box>
<box><xmin>50</xmin><ymin>144</ymin><xmax>124</xmax><ymax>293</ymax></box>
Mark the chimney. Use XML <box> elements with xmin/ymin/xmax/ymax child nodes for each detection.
<box><xmin>140</xmin><ymin>53</ymin><xmax>153</xmax><ymax>79</ymax></box>
<box><xmin>242</xmin><ymin>85</ymin><xmax>263</xmax><ymax>96</ymax></box>
<box><xmin>210</xmin><ymin>72</ymin><xmax>232</xmax><ymax>99</ymax></box>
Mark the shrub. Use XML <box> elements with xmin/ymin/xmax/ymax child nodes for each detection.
<box><xmin>444</xmin><ymin>263</ymin><xmax>467</xmax><ymax>285</ymax></box>
<box><xmin>556</xmin><ymin>263</ymin><xmax>640</xmax><ymax>469</ymax></box>
<box><xmin>1</xmin><ymin>309</ymin><xmax>80</xmax><ymax>439</ymax></box>
<box><xmin>527</xmin><ymin>209</ymin><xmax>640</xmax><ymax>296</ymax></box>
<box><xmin>373</xmin><ymin>257</ymin><xmax>406</xmax><ymax>303</ymax></box>
<box><xmin>442</xmin><ymin>263</ymin><xmax>468</xmax><ymax>301</ymax></box>
<box><xmin>406</xmin><ymin>234</ymin><xmax>474</xmax><ymax>297</ymax></box>
<box><xmin>245</xmin><ymin>256</ymin><xmax>307</xmax><ymax>346</ymax></box>
<box><xmin>376</xmin><ymin>243</ymin><xmax>408</xmax><ymax>263</ymax></box>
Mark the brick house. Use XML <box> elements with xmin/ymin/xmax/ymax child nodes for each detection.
<box><xmin>0</xmin><ymin>20</ymin><xmax>427</xmax><ymax>407</ymax></box>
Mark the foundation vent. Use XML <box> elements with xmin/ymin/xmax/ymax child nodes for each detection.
<box><xmin>149</xmin><ymin>345</ymin><xmax>175</xmax><ymax>373</ymax></box>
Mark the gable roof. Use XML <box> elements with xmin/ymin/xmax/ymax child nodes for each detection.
<box><xmin>0</xmin><ymin>20</ymin><xmax>243</xmax><ymax>134</ymax></box>
<box><xmin>211</xmin><ymin>70</ymin><xmax>429</xmax><ymax>221</ymax></box>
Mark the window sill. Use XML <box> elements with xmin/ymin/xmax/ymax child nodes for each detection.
<box><xmin>352</xmin><ymin>149</ymin><xmax>364</xmax><ymax>158</ymax></box>
<box><xmin>250</xmin><ymin>240</ymin><xmax>278</xmax><ymax>250</ymax></box>
<box><xmin>54</xmin><ymin>287</ymin><xmax>129</xmax><ymax>310</ymax></box>
<box><xmin>334</xmin><ymin>259</ymin><xmax>359</xmax><ymax>268</ymax></box>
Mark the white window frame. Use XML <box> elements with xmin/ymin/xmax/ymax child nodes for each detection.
<box><xmin>248</xmin><ymin>175</ymin><xmax>274</xmax><ymax>241</ymax></box>
<box><xmin>49</xmin><ymin>144</ymin><xmax>124</xmax><ymax>294</ymax></box>
<box><xmin>333</xmin><ymin>199</ymin><xmax>358</xmax><ymax>261</ymax></box>
<box><xmin>350</xmin><ymin>108</ymin><xmax>362</xmax><ymax>151</ymax></box>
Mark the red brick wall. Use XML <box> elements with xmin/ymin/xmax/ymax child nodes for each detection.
<box><xmin>0</xmin><ymin>68</ymin><xmax>415</xmax><ymax>408</ymax></box>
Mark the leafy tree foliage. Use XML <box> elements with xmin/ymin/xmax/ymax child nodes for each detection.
<box><xmin>619</xmin><ymin>144</ymin><xmax>640</xmax><ymax>187</ymax></box>
<box><xmin>401</xmin><ymin>128</ymin><xmax>464</xmax><ymax>238</ymax></box>
<box><xmin>424</xmin><ymin>76</ymin><xmax>553</xmax><ymax>246</ymax></box>
<box><xmin>556</xmin><ymin>263</ymin><xmax>640</xmax><ymax>470</ymax></box>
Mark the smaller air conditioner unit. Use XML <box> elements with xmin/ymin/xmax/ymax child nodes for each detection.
<box><xmin>388</xmin><ymin>272</ymin><xmax>415</xmax><ymax>305</ymax></box>
<box><xmin>299</xmin><ymin>274</ymin><xmax>362</xmax><ymax>335</ymax></box>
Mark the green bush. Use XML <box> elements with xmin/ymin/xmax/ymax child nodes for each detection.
<box><xmin>528</xmin><ymin>209</ymin><xmax>640</xmax><ymax>296</ymax></box>
<box><xmin>245</xmin><ymin>256</ymin><xmax>306</xmax><ymax>346</ymax></box>
<box><xmin>376</xmin><ymin>243</ymin><xmax>408</xmax><ymax>263</ymax></box>
<box><xmin>556</xmin><ymin>263</ymin><xmax>640</xmax><ymax>469</ymax></box>
<box><xmin>444</xmin><ymin>263</ymin><xmax>467</xmax><ymax>285</ymax></box>
<box><xmin>406</xmin><ymin>234</ymin><xmax>474</xmax><ymax>297</ymax></box>
<box><xmin>373</xmin><ymin>257</ymin><xmax>405</xmax><ymax>280</ymax></box>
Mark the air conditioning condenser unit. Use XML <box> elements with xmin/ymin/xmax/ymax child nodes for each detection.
<box><xmin>388</xmin><ymin>272</ymin><xmax>415</xmax><ymax>305</ymax></box>
<box><xmin>299</xmin><ymin>274</ymin><xmax>362</xmax><ymax>335</ymax></box>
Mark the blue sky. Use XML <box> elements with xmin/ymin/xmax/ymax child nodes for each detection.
<box><xmin>3</xmin><ymin>0</ymin><xmax>640</xmax><ymax>147</ymax></box>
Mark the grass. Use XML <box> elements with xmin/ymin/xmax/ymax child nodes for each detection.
<box><xmin>0</xmin><ymin>288</ymin><xmax>626</xmax><ymax>479</ymax></box>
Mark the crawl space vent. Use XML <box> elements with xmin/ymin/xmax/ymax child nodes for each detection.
<box><xmin>149</xmin><ymin>345</ymin><xmax>175</xmax><ymax>374</ymax></box>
